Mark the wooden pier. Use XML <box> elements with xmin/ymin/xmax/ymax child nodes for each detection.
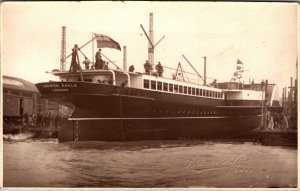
<box><xmin>259</xmin><ymin>76</ymin><xmax>297</xmax><ymax>147</ymax></box>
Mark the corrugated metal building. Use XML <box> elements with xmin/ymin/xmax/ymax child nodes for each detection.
<box><xmin>3</xmin><ymin>75</ymin><xmax>72</xmax><ymax>125</ymax></box>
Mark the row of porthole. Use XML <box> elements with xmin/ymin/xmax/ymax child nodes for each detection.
<box><xmin>142</xmin><ymin>109</ymin><xmax>219</xmax><ymax>115</ymax></box>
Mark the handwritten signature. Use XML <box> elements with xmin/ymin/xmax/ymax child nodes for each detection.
<box><xmin>184</xmin><ymin>154</ymin><xmax>255</xmax><ymax>174</ymax></box>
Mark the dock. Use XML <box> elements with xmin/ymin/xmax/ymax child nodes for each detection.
<box><xmin>4</xmin><ymin>124</ymin><xmax>59</xmax><ymax>138</ymax></box>
<box><xmin>259</xmin><ymin>76</ymin><xmax>297</xmax><ymax>147</ymax></box>
<box><xmin>260</xmin><ymin>129</ymin><xmax>297</xmax><ymax>147</ymax></box>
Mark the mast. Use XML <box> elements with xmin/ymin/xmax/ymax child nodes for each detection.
<box><xmin>123</xmin><ymin>46</ymin><xmax>127</xmax><ymax>71</ymax></box>
<box><xmin>148</xmin><ymin>13</ymin><xmax>154</xmax><ymax>69</ymax></box>
<box><xmin>140</xmin><ymin>13</ymin><xmax>165</xmax><ymax>74</ymax></box>
<box><xmin>60</xmin><ymin>26</ymin><xmax>66</xmax><ymax>71</ymax></box>
<box><xmin>92</xmin><ymin>33</ymin><xmax>94</xmax><ymax>66</ymax></box>
<box><xmin>203</xmin><ymin>56</ymin><xmax>207</xmax><ymax>85</ymax></box>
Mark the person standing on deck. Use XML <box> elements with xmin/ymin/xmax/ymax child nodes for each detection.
<box><xmin>95</xmin><ymin>49</ymin><xmax>103</xmax><ymax>69</ymax></box>
<box><xmin>156</xmin><ymin>62</ymin><xmax>164</xmax><ymax>77</ymax></box>
<box><xmin>144</xmin><ymin>60</ymin><xmax>152</xmax><ymax>75</ymax></box>
<box><xmin>129</xmin><ymin>65</ymin><xmax>135</xmax><ymax>72</ymax></box>
<box><xmin>71</xmin><ymin>49</ymin><xmax>78</xmax><ymax>72</ymax></box>
<box><xmin>103</xmin><ymin>61</ymin><xmax>109</xmax><ymax>70</ymax></box>
<box><xmin>83</xmin><ymin>57</ymin><xmax>91</xmax><ymax>70</ymax></box>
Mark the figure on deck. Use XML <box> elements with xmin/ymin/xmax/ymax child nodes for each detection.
<box><xmin>103</xmin><ymin>61</ymin><xmax>109</xmax><ymax>70</ymax></box>
<box><xmin>144</xmin><ymin>60</ymin><xmax>152</xmax><ymax>75</ymax></box>
<box><xmin>71</xmin><ymin>49</ymin><xmax>78</xmax><ymax>72</ymax></box>
<box><xmin>95</xmin><ymin>49</ymin><xmax>104</xmax><ymax>69</ymax></box>
<box><xmin>83</xmin><ymin>57</ymin><xmax>91</xmax><ymax>70</ymax></box>
<box><xmin>129</xmin><ymin>65</ymin><xmax>135</xmax><ymax>72</ymax></box>
<box><xmin>108</xmin><ymin>76</ymin><xmax>114</xmax><ymax>85</ymax></box>
<box><xmin>156</xmin><ymin>62</ymin><xmax>164</xmax><ymax>77</ymax></box>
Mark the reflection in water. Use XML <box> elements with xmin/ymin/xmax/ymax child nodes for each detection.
<box><xmin>3</xmin><ymin>135</ymin><xmax>297</xmax><ymax>188</ymax></box>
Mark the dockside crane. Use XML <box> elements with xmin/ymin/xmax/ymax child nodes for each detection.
<box><xmin>60</xmin><ymin>26</ymin><xmax>66</xmax><ymax>71</ymax></box>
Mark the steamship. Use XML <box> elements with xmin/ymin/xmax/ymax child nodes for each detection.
<box><xmin>36</xmin><ymin>14</ymin><xmax>280</xmax><ymax>142</ymax></box>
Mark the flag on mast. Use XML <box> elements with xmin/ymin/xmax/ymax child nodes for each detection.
<box><xmin>237</xmin><ymin>59</ymin><xmax>243</xmax><ymax>65</ymax></box>
<box><xmin>94</xmin><ymin>33</ymin><xmax>121</xmax><ymax>51</ymax></box>
<box><xmin>236</xmin><ymin>59</ymin><xmax>244</xmax><ymax>71</ymax></box>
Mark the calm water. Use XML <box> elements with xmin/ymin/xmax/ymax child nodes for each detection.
<box><xmin>3</xmin><ymin>133</ymin><xmax>297</xmax><ymax>188</ymax></box>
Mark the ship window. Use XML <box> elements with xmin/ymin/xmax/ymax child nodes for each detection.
<box><xmin>174</xmin><ymin>85</ymin><xmax>179</xmax><ymax>93</ymax></box>
<box><xmin>184</xmin><ymin>86</ymin><xmax>187</xmax><ymax>94</ymax></box>
<box><xmin>200</xmin><ymin>89</ymin><xmax>203</xmax><ymax>96</ymax></box>
<box><xmin>151</xmin><ymin>80</ymin><xmax>156</xmax><ymax>90</ymax></box>
<box><xmin>157</xmin><ymin>81</ymin><xmax>162</xmax><ymax>91</ymax></box>
<box><xmin>179</xmin><ymin>85</ymin><xmax>183</xmax><ymax>93</ymax></box>
<box><xmin>163</xmin><ymin>83</ymin><xmax>168</xmax><ymax>91</ymax></box>
<box><xmin>188</xmin><ymin>87</ymin><xmax>191</xmax><ymax>95</ymax></box>
<box><xmin>203</xmin><ymin>90</ymin><xmax>206</xmax><ymax>97</ymax></box>
<box><xmin>209</xmin><ymin>91</ymin><xmax>212</xmax><ymax>97</ymax></box>
<box><xmin>169</xmin><ymin>84</ymin><xmax>173</xmax><ymax>92</ymax></box>
<box><xmin>144</xmin><ymin>79</ymin><xmax>150</xmax><ymax>89</ymax></box>
<box><xmin>192</xmin><ymin>88</ymin><xmax>195</xmax><ymax>95</ymax></box>
<box><xmin>196</xmin><ymin>88</ymin><xmax>199</xmax><ymax>96</ymax></box>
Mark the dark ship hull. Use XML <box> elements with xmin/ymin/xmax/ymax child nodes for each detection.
<box><xmin>36</xmin><ymin>81</ymin><xmax>262</xmax><ymax>142</ymax></box>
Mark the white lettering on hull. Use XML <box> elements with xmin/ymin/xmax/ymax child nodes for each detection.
<box><xmin>41</xmin><ymin>83</ymin><xmax>78</xmax><ymax>92</ymax></box>
<box><xmin>42</xmin><ymin>83</ymin><xmax>77</xmax><ymax>88</ymax></box>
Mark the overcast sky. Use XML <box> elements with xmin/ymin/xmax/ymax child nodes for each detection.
<box><xmin>2</xmin><ymin>2</ymin><xmax>298</xmax><ymax>92</ymax></box>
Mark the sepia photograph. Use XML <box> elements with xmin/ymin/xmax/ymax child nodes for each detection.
<box><xmin>1</xmin><ymin>1</ymin><xmax>298</xmax><ymax>188</ymax></box>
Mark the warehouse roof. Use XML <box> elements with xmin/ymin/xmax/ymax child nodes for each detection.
<box><xmin>3</xmin><ymin>75</ymin><xmax>39</xmax><ymax>93</ymax></box>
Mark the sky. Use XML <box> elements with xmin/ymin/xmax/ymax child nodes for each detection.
<box><xmin>1</xmin><ymin>2</ymin><xmax>298</xmax><ymax>93</ymax></box>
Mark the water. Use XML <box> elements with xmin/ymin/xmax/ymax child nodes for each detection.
<box><xmin>3</xmin><ymin>133</ymin><xmax>297</xmax><ymax>188</ymax></box>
